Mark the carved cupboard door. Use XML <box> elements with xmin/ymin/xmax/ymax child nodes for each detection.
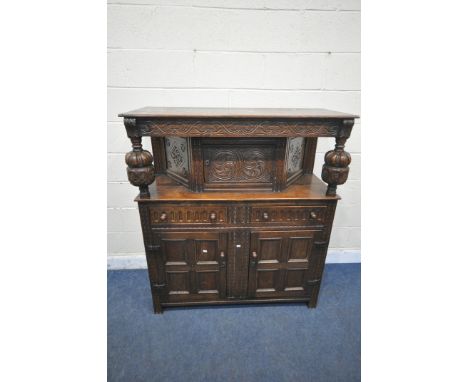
<box><xmin>247</xmin><ymin>230</ymin><xmax>323</xmax><ymax>298</ymax></box>
<box><xmin>155</xmin><ymin>232</ymin><xmax>228</xmax><ymax>302</ymax></box>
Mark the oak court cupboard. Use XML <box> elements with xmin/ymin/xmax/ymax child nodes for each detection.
<box><xmin>118</xmin><ymin>107</ymin><xmax>358</xmax><ymax>313</ymax></box>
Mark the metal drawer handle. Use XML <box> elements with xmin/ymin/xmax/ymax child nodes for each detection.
<box><xmin>159</xmin><ymin>212</ymin><xmax>167</xmax><ymax>221</ymax></box>
<box><xmin>209</xmin><ymin>212</ymin><xmax>217</xmax><ymax>222</ymax></box>
<box><xmin>262</xmin><ymin>212</ymin><xmax>269</xmax><ymax>220</ymax></box>
<box><xmin>310</xmin><ymin>211</ymin><xmax>317</xmax><ymax>219</ymax></box>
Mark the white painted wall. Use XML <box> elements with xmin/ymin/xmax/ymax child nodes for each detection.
<box><xmin>107</xmin><ymin>0</ymin><xmax>361</xmax><ymax>267</ymax></box>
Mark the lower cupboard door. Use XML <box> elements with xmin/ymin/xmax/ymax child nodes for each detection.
<box><xmin>155</xmin><ymin>231</ymin><xmax>228</xmax><ymax>302</ymax></box>
<box><xmin>247</xmin><ymin>230</ymin><xmax>324</xmax><ymax>299</ymax></box>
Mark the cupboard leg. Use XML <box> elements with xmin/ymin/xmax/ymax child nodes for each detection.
<box><xmin>152</xmin><ymin>295</ymin><xmax>163</xmax><ymax>314</ymax></box>
<box><xmin>306</xmin><ymin>277</ymin><xmax>322</xmax><ymax>309</ymax></box>
<box><xmin>307</xmin><ymin>286</ymin><xmax>319</xmax><ymax>309</ymax></box>
<box><xmin>151</xmin><ymin>285</ymin><xmax>165</xmax><ymax>314</ymax></box>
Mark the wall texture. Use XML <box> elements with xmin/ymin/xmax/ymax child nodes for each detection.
<box><xmin>107</xmin><ymin>0</ymin><xmax>361</xmax><ymax>268</ymax></box>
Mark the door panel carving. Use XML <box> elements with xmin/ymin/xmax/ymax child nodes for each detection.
<box><xmin>204</xmin><ymin>146</ymin><xmax>273</xmax><ymax>183</ymax></box>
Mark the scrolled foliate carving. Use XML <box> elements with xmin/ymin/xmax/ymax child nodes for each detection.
<box><xmin>242</xmin><ymin>149</ymin><xmax>267</xmax><ymax>179</ymax></box>
<box><xmin>206</xmin><ymin>147</ymin><xmax>271</xmax><ymax>183</ymax></box>
<box><xmin>210</xmin><ymin>150</ymin><xmax>238</xmax><ymax>181</ymax></box>
<box><xmin>137</xmin><ymin>118</ymin><xmax>339</xmax><ymax>137</ymax></box>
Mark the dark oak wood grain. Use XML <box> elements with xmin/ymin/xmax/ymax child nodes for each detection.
<box><xmin>119</xmin><ymin>106</ymin><xmax>358</xmax><ymax>119</ymax></box>
<box><xmin>120</xmin><ymin>107</ymin><xmax>357</xmax><ymax>313</ymax></box>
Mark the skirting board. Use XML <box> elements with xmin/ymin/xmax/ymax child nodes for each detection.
<box><xmin>107</xmin><ymin>250</ymin><xmax>361</xmax><ymax>270</ymax></box>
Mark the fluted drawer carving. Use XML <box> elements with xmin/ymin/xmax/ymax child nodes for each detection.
<box><xmin>149</xmin><ymin>206</ymin><xmax>228</xmax><ymax>225</ymax></box>
<box><xmin>250</xmin><ymin>205</ymin><xmax>327</xmax><ymax>225</ymax></box>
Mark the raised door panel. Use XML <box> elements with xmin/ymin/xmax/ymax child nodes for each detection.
<box><xmin>193</xmin><ymin>237</ymin><xmax>227</xmax><ymax>298</ymax></box>
<box><xmin>248</xmin><ymin>230</ymin><xmax>322</xmax><ymax>298</ymax></box>
<box><xmin>156</xmin><ymin>232</ymin><xmax>227</xmax><ymax>302</ymax></box>
<box><xmin>161</xmin><ymin>237</ymin><xmax>191</xmax><ymax>296</ymax></box>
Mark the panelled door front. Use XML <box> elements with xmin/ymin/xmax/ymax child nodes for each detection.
<box><xmin>155</xmin><ymin>232</ymin><xmax>228</xmax><ymax>302</ymax></box>
<box><xmin>247</xmin><ymin>230</ymin><xmax>324</xmax><ymax>298</ymax></box>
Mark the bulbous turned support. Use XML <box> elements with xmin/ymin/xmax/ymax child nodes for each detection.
<box><xmin>124</xmin><ymin>118</ymin><xmax>155</xmax><ymax>198</ymax></box>
<box><xmin>321</xmin><ymin>119</ymin><xmax>354</xmax><ymax>196</ymax></box>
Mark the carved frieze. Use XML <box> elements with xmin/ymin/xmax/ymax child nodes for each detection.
<box><xmin>137</xmin><ymin>119</ymin><xmax>340</xmax><ymax>137</ymax></box>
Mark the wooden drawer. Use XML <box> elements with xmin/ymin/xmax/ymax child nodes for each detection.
<box><xmin>149</xmin><ymin>205</ymin><xmax>228</xmax><ymax>225</ymax></box>
<box><xmin>250</xmin><ymin>205</ymin><xmax>328</xmax><ymax>225</ymax></box>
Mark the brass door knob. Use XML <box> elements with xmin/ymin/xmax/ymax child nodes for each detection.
<box><xmin>160</xmin><ymin>212</ymin><xmax>167</xmax><ymax>221</ymax></box>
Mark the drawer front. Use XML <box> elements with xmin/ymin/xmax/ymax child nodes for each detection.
<box><xmin>149</xmin><ymin>205</ymin><xmax>228</xmax><ymax>225</ymax></box>
<box><xmin>250</xmin><ymin>205</ymin><xmax>328</xmax><ymax>225</ymax></box>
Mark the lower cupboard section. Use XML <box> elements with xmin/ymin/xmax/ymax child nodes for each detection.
<box><xmin>146</xmin><ymin>228</ymin><xmax>329</xmax><ymax>311</ymax></box>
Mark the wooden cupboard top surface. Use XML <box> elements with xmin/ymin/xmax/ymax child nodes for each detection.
<box><xmin>119</xmin><ymin>107</ymin><xmax>358</xmax><ymax>119</ymax></box>
<box><xmin>136</xmin><ymin>174</ymin><xmax>340</xmax><ymax>202</ymax></box>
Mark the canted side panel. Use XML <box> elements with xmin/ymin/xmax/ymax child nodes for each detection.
<box><xmin>165</xmin><ymin>137</ymin><xmax>190</xmax><ymax>186</ymax></box>
<box><xmin>165</xmin><ymin>137</ymin><xmax>189</xmax><ymax>176</ymax></box>
<box><xmin>286</xmin><ymin>137</ymin><xmax>305</xmax><ymax>178</ymax></box>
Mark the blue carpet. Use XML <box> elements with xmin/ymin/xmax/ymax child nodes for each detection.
<box><xmin>108</xmin><ymin>264</ymin><xmax>360</xmax><ymax>382</ymax></box>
